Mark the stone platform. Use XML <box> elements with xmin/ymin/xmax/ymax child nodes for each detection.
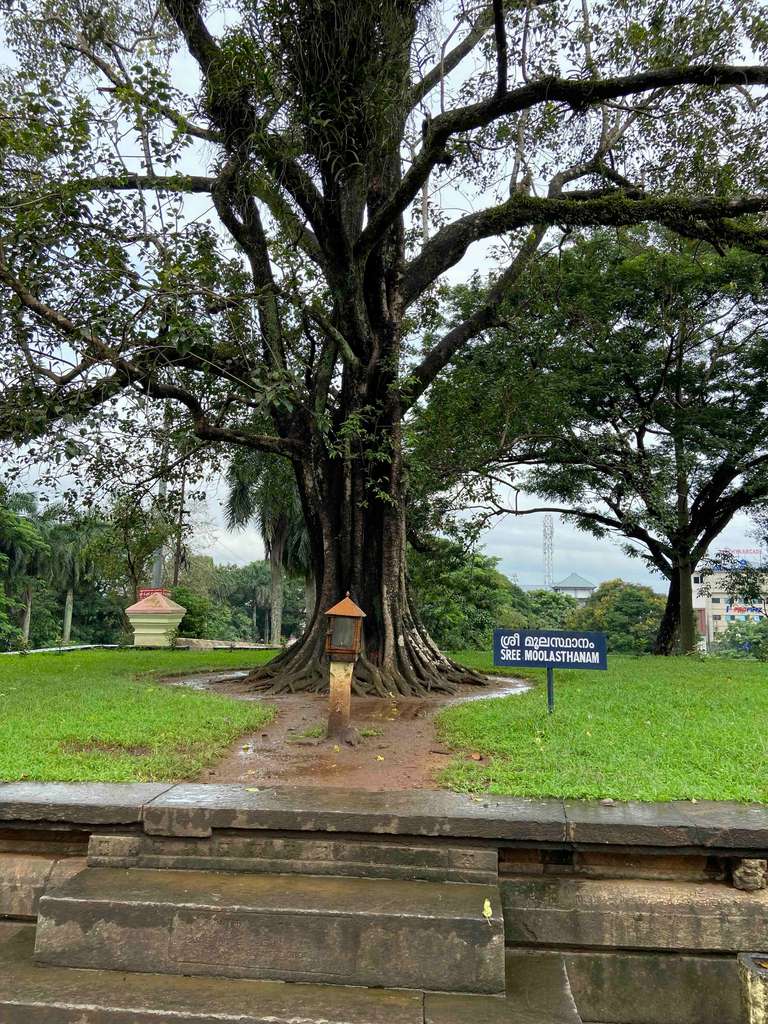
<box><xmin>1</xmin><ymin>782</ymin><xmax>767</xmax><ymax>1024</ymax></box>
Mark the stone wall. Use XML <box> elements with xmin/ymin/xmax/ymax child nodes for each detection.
<box><xmin>1</xmin><ymin>783</ymin><xmax>767</xmax><ymax>1024</ymax></box>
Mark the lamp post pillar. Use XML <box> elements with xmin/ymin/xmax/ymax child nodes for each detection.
<box><xmin>328</xmin><ymin>660</ymin><xmax>355</xmax><ymax>741</ymax></box>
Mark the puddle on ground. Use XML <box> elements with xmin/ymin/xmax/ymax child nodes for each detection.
<box><xmin>457</xmin><ymin>677</ymin><xmax>532</xmax><ymax>701</ymax></box>
<box><xmin>168</xmin><ymin>670</ymin><xmax>251</xmax><ymax>691</ymax></box>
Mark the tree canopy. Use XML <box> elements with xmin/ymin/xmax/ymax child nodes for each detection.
<box><xmin>412</xmin><ymin>231</ymin><xmax>768</xmax><ymax>654</ymax></box>
<box><xmin>2</xmin><ymin>0</ymin><xmax>768</xmax><ymax>691</ymax></box>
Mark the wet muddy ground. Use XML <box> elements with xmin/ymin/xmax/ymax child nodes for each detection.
<box><xmin>162</xmin><ymin>670</ymin><xmax>529</xmax><ymax>790</ymax></box>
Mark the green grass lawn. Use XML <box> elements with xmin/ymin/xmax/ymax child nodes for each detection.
<box><xmin>440</xmin><ymin>652</ymin><xmax>768</xmax><ymax>802</ymax></box>
<box><xmin>0</xmin><ymin>649</ymin><xmax>276</xmax><ymax>782</ymax></box>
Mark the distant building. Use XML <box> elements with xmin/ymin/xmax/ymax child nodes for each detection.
<box><xmin>552</xmin><ymin>573</ymin><xmax>595</xmax><ymax>604</ymax></box>
<box><xmin>522</xmin><ymin>574</ymin><xmax>596</xmax><ymax>604</ymax></box>
<box><xmin>692</xmin><ymin>570</ymin><xmax>768</xmax><ymax>646</ymax></box>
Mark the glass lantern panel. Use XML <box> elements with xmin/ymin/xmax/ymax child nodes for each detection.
<box><xmin>331</xmin><ymin>616</ymin><xmax>356</xmax><ymax>649</ymax></box>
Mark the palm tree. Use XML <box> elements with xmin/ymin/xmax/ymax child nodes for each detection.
<box><xmin>0</xmin><ymin>490</ymin><xmax>50</xmax><ymax>643</ymax></box>
<box><xmin>225</xmin><ymin>453</ymin><xmax>310</xmax><ymax>645</ymax></box>
<box><xmin>47</xmin><ymin>513</ymin><xmax>104</xmax><ymax>644</ymax></box>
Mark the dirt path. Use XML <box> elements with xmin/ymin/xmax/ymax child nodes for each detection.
<box><xmin>162</xmin><ymin>671</ymin><xmax>529</xmax><ymax>790</ymax></box>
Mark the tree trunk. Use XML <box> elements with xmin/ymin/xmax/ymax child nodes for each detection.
<box><xmin>269</xmin><ymin>533</ymin><xmax>285</xmax><ymax>647</ymax></box>
<box><xmin>678</xmin><ymin>554</ymin><xmax>697</xmax><ymax>654</ymax></box>
<box><xmin>245</xmin><ymin>446</ymin><xmax>487</xmax><ymax>696</ymax></box>
<box><xmin>304</xmin><ymin>573</ymin><xmax>316</xmax><ymax>624</ymax></box>
<box><xmin>251</xmin><ymin>601</ymin><xmax>259</xmax><ymax>642</ymax></box>
<box><xmin>21</xmin><ymin>585</ymin><xmax>32</xmax><ymax>643</ymax></box>
<box><xmin>62</xmin><ymin>587</ymin><xmax>74</xmax><ymax>644</ymax></box>
<box><xmin>654</xmin><ymin>571</ymin><xmax>679</xmax><ymax>655</ymax></box>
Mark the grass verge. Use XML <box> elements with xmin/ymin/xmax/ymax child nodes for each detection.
<box><xmin>439</xmin><ymin>652</ymin><xmax>768</xmax><ymax>802</ymax></box>
<box><xmin>0</xmin><ymin>648</ymin><xmax>276</xmax><ymax>782</ymax></box>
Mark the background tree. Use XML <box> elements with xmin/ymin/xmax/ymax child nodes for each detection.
<box><xmin>0</xmin><ymin>488</ymin><xmax>48</xmax><ymax>646</ymax></box>
<box><xmin>712</xmin><ymin>619</ymin><xmax>768</xmax><ymax>660</ymax></box>
<box><xmin>226</xmin><ymin>453</ymin><xmax>310</xmax><ymax>644</ymax></box>
<box><xmin>90</xmin><ymin>498</ymin><xmax>176</xmax><ymax>602</ymax></box>
<box><xmin>0</xmin><ymin>492</ymin><xmax>56</xmax><ymax>642</ymax></box>
<box><xmin>47</xmin><ymin>512</ymin><xmax>104</xmax><ymax>643</ymax></box>
<box><xmin>525</xmin><ymin>589</ymin><xmax>579</xmax><ymax>629</ymax></box>
<box><xmin>213</xmin><ymin>561</ymin><xmax>273</xmax><ymax>640</ymax></box>
<box><xmin>412</xmin><ymin>233</ymin><xmax>768</xmax><ymax>655</ymax></box>
<box><xmin>408</xmin><ymin>538</ymin><xmax>531</xmax><ymax>651</ymax></box>
<box><xmin>2</xmin><ymin>0</ymin><xmax>768</xmax><ymax>691</ymax></box>
<box><xmin>568</xmin><ymin>579</ymin><xmax>667</xmax><ymax>654</ymax></box>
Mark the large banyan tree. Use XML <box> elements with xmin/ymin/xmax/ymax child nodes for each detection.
<box><xmin>1</xmin><ymin>0</ymin><xmax>768</xmax><ymax>693</ymax></box>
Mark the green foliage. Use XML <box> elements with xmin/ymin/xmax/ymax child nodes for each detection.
<box><xmin>0</xmin><ymin>649</ymin><xmax>276</xmax><ymax>781</ymax></box>
<box><xmin>713</xmin><ymin>620</ymin><xmax>768</xmax><ymax>660</ymax></box>
<box><xmin>410</xmin><ymin>232</ymin><xmax>768</xmax><ymax>653</ymax></box>
<box><xmin>526</xmin><ymin>589</ymin><xmax>579</xmax><ymax>629</ymax></box>
<box><xmin>91</xmin><ymin>498</ymin><xmax>175</xmax><ymax>601</ymax></box>
<box><xmin>408</xmin><ymin>538</ymin><xmax>530</xmax><ymax>650</ymax></box>
<box><xmin>438</xmin><ymin>653</ymin><xmax>768</xmax><ymax>802</ymax></box>
<box><xmin>170</xmin><ymin>585</ymin><xmax>212</xmax><ymax>639</ymax></box>
<box><xmin>567</xmin><ymin>579</ymin><xmax>667</xmax><ymax>654</ymax></box>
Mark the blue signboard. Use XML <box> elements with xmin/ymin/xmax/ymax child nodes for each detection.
<box><xmin>493</xmin><ymin>628</ymin><xmax>608</xmax><ymax>670</ymax></box>
<box><xmin>493</xmin><ymin>628</ymin><xmax>608</xmax><ymax>713</ymax></box>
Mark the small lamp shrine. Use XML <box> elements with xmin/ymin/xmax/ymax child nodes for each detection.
<box><xmin>324</xmin><ymin>593</ymin><xmax>366</xmax><ymax>741</ymax></box>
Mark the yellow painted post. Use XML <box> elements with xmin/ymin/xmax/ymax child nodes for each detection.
<box><xmin>327</xmin><ymin>660</ymin><xmax>354</xmax><ymax>741</ymax></box>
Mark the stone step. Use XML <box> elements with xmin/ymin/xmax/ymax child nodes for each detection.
<box><xmin>35</xmin><ymin>866</ymin><xmax>506</xmax><ymax>993</ymax></box>
<box><xmin>0</xmin><ymin>926</ymin><xmax>423</xmax><ymax>1024</ymax></box>
<box><xmin>1</xmin><ymin>927</ymin><xmax>577</xmax><ymax>1024</ymax></box>
<box><xmin>87</xmin><ymin>831</ymin><xmax>498</xmax><ymax>884</ymax></box>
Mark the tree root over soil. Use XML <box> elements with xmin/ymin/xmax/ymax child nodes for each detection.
<box><xmin>244</xmin><ymin>625</ymin><xmax>489</xmax><ymax>698</ymax></box>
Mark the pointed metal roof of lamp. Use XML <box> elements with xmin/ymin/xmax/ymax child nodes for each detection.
<box><xmin>325</xmin><ymin>592</ymin><xmax>366</xmax><ymax>618</ymax></box>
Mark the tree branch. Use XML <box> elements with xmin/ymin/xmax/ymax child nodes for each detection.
<box><xmin>361</xmin><ymin>63</ymin><xmax>768</xmax><ymax>256</ymax></box>
<box><xmin>402</xmin><ymin>189</ymin><xmax>768</xmax><ymax>303</ymax></box>
<box><xmin>492</xmin><ymin>0</ymin><xmax>508</xmax><ymax>97</ymax></box>
<box><xmin>410</xmin><ymin>5</ymin><xmax>496</xmax><ymax>107</ymax></box>
<box><xmin>402</xmin><ymin>224</ymin><xmax>546</xmax><ymax>406</ymax></box>
<box><xmin>0</xmin><ymin>244</ymin><xmax>304</xmax><ymax>458</ymax></box>
<box><xmin>162</xmin><ymin>0</ymin><xmax>330</xmax><ymax>247</ymax></box>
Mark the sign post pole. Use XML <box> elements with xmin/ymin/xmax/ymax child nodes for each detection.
<box><xmin>546</xmin><ymin>666</ymin><xmax>555</xmax><ymax>714</ymax></box>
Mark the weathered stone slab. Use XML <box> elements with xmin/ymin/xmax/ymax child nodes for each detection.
<box><xmin>564</xmin><ymin>800</ymin><xmax>702</xmax><ymax>848</ymax></box>
<box><xmin>0</xmin><ymin>783</ymin><xmax>173</xmax><ymax>825</ymax></box>
<box><xmin>501</xmin><ymin>875</ymin><xmax>768</xmax><ymax>952</ymax></box>
<box><xmin>425</xmin><ymin>995</ymin><xmax>559</xmax><ymax>1024</ymax></box>
<box><xmin>87</xmin><ymin>831</ymin><xmax>499</xmax><ymax>883</ymax></box>
<box><xmin>565</xmin><ymin>949</ymin><xmax>740</xmax><ymax>1024</ymax></box>
<box><xmin>564</xmin><ymin>800</ymin><xmax>768</xmax><ymax>851</ymax></box>
<box><xmin>426</xmin><ymin>950</ymin><xmax>583</xmax><ymax>1023</ymax></box>
<box><xmin>0</xmin><ymin>927</ymin><xmax>423</xmax><ymax>1024</ymax></box>
<box><xmin>35</xmin><ymin>865</ymin><xmax>506</xmax><ymax>993</ymax></box>
<box><xmin>0</xmin><ymin>854</ymin><xmax>86</xmax><ymax>918</ymax></box>
<box><xmin>142</xmin><ymin>784</ymin><xmax>567</xmax><ymax>841</ymax></box>
<box><xmin>0</xmin><ymin>854</ymin><xmax>56</xmax><ymax>917</ymax></box>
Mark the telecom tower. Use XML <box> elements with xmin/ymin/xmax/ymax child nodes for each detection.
<box><xmin>543</xmin><ymin>514</ymin><xmax>554</xmax><ymax>588</ymax></box>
